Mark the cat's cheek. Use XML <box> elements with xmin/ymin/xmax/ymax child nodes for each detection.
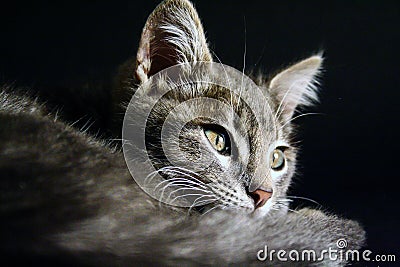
<box><xmin>216</xmin><ymin>154</ymin><xmax>230</xmax><ymax>167</ymax></box>
<box><xmin>270</xmin><ymin>171</ymin><xmax>285</xmax><ymax>183</ymax></box>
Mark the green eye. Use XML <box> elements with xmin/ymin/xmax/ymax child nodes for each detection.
<box><xmin>270</xmin><ymin>149</ymin><xmax>285</xmax><ymax>170</ymax></box>
<box><xmin>205</xmin><ymin>130</ymin><xmax>226</xmax><ymax>152</ymax></box>
<box><xmin>204</xmin><ymin>126</ymin><xmax>230</xmax><ymax>155</ymax></box>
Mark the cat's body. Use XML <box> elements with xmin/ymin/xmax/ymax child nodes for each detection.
<box><xmin>0</xmin><ymin>0</ymin><xmax>365</xmax><ymax>266</ymax></box>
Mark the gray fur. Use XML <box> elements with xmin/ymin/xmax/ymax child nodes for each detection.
<box><xmin>0</xmin><ymin>0</ymin><xmax>365</xmax><ymax>266</ymax></box>
<box><xmin>0</xmin><ymin>92</ymin><xmax>365</xmax><ymax>265</ymax></box>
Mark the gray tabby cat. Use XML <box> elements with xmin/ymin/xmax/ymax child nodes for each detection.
<box><xmin>0</xmin><ymin>0</ymin><xmax>365</xmax><ymax>266</ymax></box>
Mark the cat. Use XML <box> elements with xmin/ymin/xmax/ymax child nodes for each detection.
<box><xmin>0</xmin><ymin>0</ymin><xmax>365</xmax><ymax>266</ymax></box>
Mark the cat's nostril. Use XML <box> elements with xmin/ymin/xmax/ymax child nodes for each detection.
<box><xmin>249</xmin><ymin>189</ymin><xmax>273</xmax><ymax>209</ymax></box>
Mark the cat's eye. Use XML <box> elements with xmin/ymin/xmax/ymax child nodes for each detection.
<box><xmin>270</xmin><ymin>148</ymin><xmax>286</xmax><ymax>170</ymax></box>
<box><xmin>204</xmin><ymin>126</ymin><xmax>230</xmax><ymax>155</ymax></box>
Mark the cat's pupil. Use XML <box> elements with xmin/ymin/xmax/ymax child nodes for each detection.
<box><xmin>215</xmin><ymin>135</ymin><xmax>223</xmax><ymax>149</ymax></box>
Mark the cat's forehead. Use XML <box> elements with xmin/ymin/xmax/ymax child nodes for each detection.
<box><xmin>149</xmin><ymin>64</ymin><xmax>279</xmax><ymax>128</ymax></box>
<box><xmin>157</xmin><ymin>80</ymin><xmax>278</xmax><ymax>134</ymax></box>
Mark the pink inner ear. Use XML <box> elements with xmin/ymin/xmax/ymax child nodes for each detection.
<box><xmin>136</xmin><ymin>27</ymin><xmax>180</xmax><ymax>82</ymax></box>
<box><xmin>134</xmin><ymin>0</ymin><xmax>213</xmax><ymax>83</ymax></box>
<box><xmin>148</xmin><ymin>30</ymin><xmax>180</xmax><ymax>77</ymax></box>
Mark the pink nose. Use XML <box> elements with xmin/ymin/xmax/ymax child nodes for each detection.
<box><xmin>249</xmin><ymin>189</ymin><xmax>272</xmax><ymax>209</ymax></box>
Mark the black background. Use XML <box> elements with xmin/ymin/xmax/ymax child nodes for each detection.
<box><xmin>1</xmin><ymin>0</ymin><xmax>399</xmax><ymax>264</ymax></box>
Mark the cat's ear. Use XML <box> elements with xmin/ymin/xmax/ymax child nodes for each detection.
<box><xmin>269</xmin><ymin>55</ymin><xmax>323</xmax><ymax>121</ymax></box>
<box><xmin>135</xmin><ymin>0</ymin><xmax>213</xmax><ymax>84</ymax></box>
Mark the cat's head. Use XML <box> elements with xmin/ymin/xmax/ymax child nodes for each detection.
<box><xmin>122</xmin><ymin>0</ymin><xmax>322</xmax><ymax>216</ymax></box>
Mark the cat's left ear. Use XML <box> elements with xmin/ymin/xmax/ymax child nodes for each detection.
<box><xmin>269</xmin><ymin>55</ymin><xmax>323</xmax><ymax>121</ymax></box>
<box><xmin>135</xmin><ymin>0</ymin><xmax>213</xmax><ymax>84</ymax></box>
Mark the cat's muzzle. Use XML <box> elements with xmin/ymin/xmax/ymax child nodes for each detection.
<box><xmin>249</xmin><ymin>188</ymin><xmax>273</xmax><ymax>209</ymax></box>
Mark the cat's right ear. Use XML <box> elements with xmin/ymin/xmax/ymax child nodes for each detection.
<box><xmin>268</xmin><ymin>55</ymin><xmax>323</xmax><ymax>122</ymax></box>
<box><xmin>135</xmin><ymin>0</ymin><xmax>213</xmax><ymax>84</ymax></box>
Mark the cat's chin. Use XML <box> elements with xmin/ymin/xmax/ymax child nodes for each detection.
<box><xmin>195</xmin><ymin>204</ymin><xmax>254</xmax><ymax>216</ymax></box>
<box><xmin>252</xmin><ymin>200</ymin><xmax>289</xmax><ymax>218</ymax></box>
<box><xmin>194</xmin><ymin>200</ymin><xmax>288</xmax><ymax>217</ymax></box>
<box><xmin>252</xmin><ymin>202</ymin><xmax>273</xmax><ymax>217</ymax></box>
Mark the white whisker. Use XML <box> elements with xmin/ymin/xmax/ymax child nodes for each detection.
<box><xmin>286</xmin><ymin>195</ymin><xmax>322</xmax><ymax>206</ymax></box>
<box><xmin>169</xmin><ymin>193</ymin><xmax>215</xmax><ymax>205</ymax></box>
<box><xmin>209</xmin><ymin>48</ymin><xmax>235</xmax><ymax>117</ymax></box>
<box><xmin>166</xmin><ymin>186</ymin><xmax>213</xmax><ymax>202</ymax></box>
<box><xmin>201</xmin><ymin>204</ymin><xmax>223</xmax><ymax>217</ymax></box>
<box><xmin>275</xmin><ymin>82</ymin><xmax>298</xmax><ymax>122</ymax></box>
<box><xmin>188</xmin><ymin>195</ymin><xmax>218</xmax><ymax>213</ymax></box>
<box><xmin>155</xmin><ymin>178</ymin><xmax>206</xmax><ymax>192</ymax></box>
<box><xmin>279</xmin><ymin>112</ymin><xmax>322</xmax><ymax>130</ymax></box>
<box><xmin>236</xmin><ymin>15</ymin><xmax>247</xmax><ymax>113</ymax></box>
